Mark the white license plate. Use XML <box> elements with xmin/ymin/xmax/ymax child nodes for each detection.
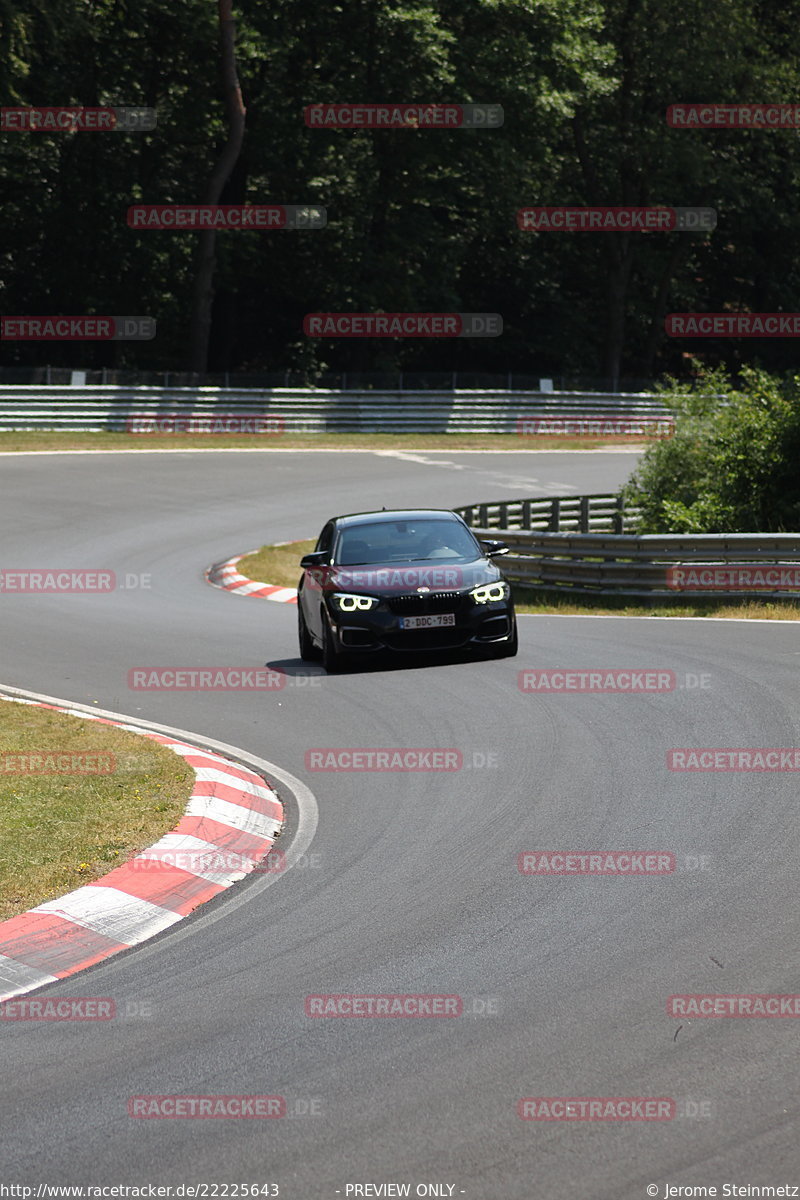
<box><xmin>399</xmin><ymin>613</ymin><xmax>456</xmax><ymax>630</ymax></box>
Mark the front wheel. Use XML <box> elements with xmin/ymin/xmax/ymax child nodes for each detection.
<box><xmin>298</xmin><ymin>602</ymin><xmax>320</xmax><ymax>661</ymax></box>
<box><xmin>491</xmin><ymin>619</ymin><xmax>518</xmax><ymax>659</ymax></box>
<box><xmin>321</xmin><ymin>610</ymin><xmax>346</xmax><ymax>673</ymax></box>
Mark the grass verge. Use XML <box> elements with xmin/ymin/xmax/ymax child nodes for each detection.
<box><xmin>236</xmin><ymin>541</ymin><xmax>800</xmax><ymax>620</ymax></box>
<box><xmin>236</xmin><ymin>540</ymin><xmax>315</xmax><ymax>589</ymax></box>
<box><xmin>0</xmin><ymin>700</ymin><xmax>195</xmax><ymax>920</ymax></box>
<box><xmin>0</xmin><ymin>431</ymin><xmax>647</xmax><ymax>453</ymax></box>
<box><xmin>513</xmin><ymin>588</ymin><xmax>800</xmax><ymax>620</ymax></box>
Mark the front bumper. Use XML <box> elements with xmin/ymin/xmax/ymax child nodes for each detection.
<box><xmin>328</xmin><ymin>593</ymin><xmax>515</xmax><ymax>653</ymax></box>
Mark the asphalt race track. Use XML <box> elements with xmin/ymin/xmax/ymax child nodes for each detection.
<box><xmin>1</xmin><ymin>449</ymin><xmax>799</xmax><ymax>1199</ymax></box>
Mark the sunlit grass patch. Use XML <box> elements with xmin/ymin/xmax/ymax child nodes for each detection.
<box><xmin>0</xmin><ymin>701</ymin><xmax>194</xmax><ymax>919</ymax></box>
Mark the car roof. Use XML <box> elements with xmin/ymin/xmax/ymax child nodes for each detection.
<box><xmin>331</xmin><ymin>509</ymin><xmax>465</xmax><ymax>529</ymax></box>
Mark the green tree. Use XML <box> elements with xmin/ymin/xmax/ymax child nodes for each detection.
<box><xmin>623</xmin><ymin>366</ymin><xmax>800</xmax><ymax>532</ymax></box>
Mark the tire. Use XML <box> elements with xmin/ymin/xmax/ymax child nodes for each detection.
<box><xmin>321</xmin><ymin>610</ymin><xmax>346</xmax><ymax>673</ymax></box>
<box><xmin>298</xmin><ymin>602</ymin><xmax>320</xmax><ymax>661</ymax></box>
<box><xmin>491</xmin><ymin>618</ymin><xmax>518</xmax><ymax>659</ymax></box>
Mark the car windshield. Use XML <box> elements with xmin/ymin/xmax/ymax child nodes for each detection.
<box><xmin>335</xmin><ymin>518</ymin><xmax>481</xmax><ymax>565</ymax></box>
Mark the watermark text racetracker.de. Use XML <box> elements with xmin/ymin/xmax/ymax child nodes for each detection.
<box><xmin>128</xmin><ymin>1096</ymin><xmax>284</xmax><ymax>1119</ymax></box>
<box><xmin>304</xmin><ymin>313</ymin><xmax>502</xmax><ymax>337</ymax></box>
<box><xmin>0</xmin><ymin>570</ymin><xmax>151</xmax><ymax>592</ymax></box>
<box><xmin>517</xmin><ymin>416</ymin><xmax>674</xmax><ymax>438</ymax></box>
<box><xmin>517</xmin><ymin>206</ymin><xmax>715</xmax><ymax>232</ymax></box>
<box><xmin>667</xmin><ymin>748</ymin><xmax>800</xmax><ymax>771</ymax></box>
<box><xmin>127</xmin><ymin>668</ymin><xmax>321</xmax><ymax>690</ymax></box>
<box><xmin>1</xmin><ymin>105</ymin><xmax>156</xmax><ymax>131</ymax></box>
<box><xmin>325</xmin><ymin>564</ymin><xmax>491</xmax><ymax>592</ymax></box>
<box><xmin>126</xmin><ymin>413</ymin><xmax>284</xmax><ymax>435</ymax></box>
<box><xmin>518</xmin><ymin>1097</ymin><xmax>675</xmax><ymax>1120</ymax></box>
<box><xmin>518</xmin><ymin>852</ymin><xmax>712</xmax><ymax>875</ymax></box>
<box><xmin>667</xmin><ymin>565</ymin><xmax>800</xmax><ymax>591</ymax></box>
<box><xmin>667</xmin><ymin>102</ymin><xmax>800</xmax><ymax>128</ymax></box>
<box><xmin>518</xmin><ymin>668</ymin><xmax>711</xmax><ymax>692</ymax></box>
<box><xmin>128</xmin><ymin>1095</ymin><xmax>321</xmax><ymax>1122</ymax></box>
<box><xmin>127</xmin><ymin>204</ymin><xmax>326</xmax><ymax>230</ymax></box>
<box><xmin>518</xmin><ymin>852</ymin><xmax>674</xmax><ymax>875</ymax></box>
<box><xmin>303</xmin><ymin>748</ymin><xmax>498</xmax><ymax>770</ymax></box>
<box><xmin>666</xmin><ymin>313</ymin><xmax>800</xmax><ymax>337</ymax></box>
<box><xmin>127</xmin><ymin>848</ymin><xmax>323</xmax><ymax>876</ymax></box>
<box><xmin>1</xmin><ymin>752</ymin><xmax>115</xmax><ymax>775</ymax></box>
<box><xmin>1</xmin><ymin>317</ymin><xmax>154</xmax><ymax>341</ymax></box>
<box><xmin>305</xmin><ymin>994</ymin><xmax>499</xmax><ymax>1017</ymax></box>
<box><xmin>304</xmin><ymin>102</ymin><xmax>503</xmax><ymax>129</ymax></box>
<box><xmin>668</xmin><ymin>994</ymin><xmax>800</xmax><ymax>1017</ymax></box>
<box><xmin>0</xmin><ymin>997</ymin><xmax>154</xmax><ymax>1022</ymax></box>
<box><xmin>0</xmin><ymin>997</ymin><xmax>115</xmax><ymax>1020</ymax></box>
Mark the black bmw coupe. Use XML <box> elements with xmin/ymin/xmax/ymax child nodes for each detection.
<box><xmin>297</xmin><ymin>508</ymin><xmax>518</xmax><ymax>672</ymax></box>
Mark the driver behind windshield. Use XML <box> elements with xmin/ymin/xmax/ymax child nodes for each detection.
<box><xmin>335</xmin><ymin>520</ymin><xmax>479</xmax><ymax>565</ymax></box>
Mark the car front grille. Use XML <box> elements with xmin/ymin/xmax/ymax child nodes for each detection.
<box><xmin>387</xmin><ymin>591</ymin><xmax>466</xmax><ymax>615</ymax></box>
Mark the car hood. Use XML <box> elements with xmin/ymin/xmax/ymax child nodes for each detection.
<box><xmin>323</xmin><ymin>558</ymin><xmax>503</xmax><ymax>594</ymax></box>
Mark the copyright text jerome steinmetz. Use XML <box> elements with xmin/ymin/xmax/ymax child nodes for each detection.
<box><xmin>648</xmin><ymin>1186</ymin><xmax>800</xmax><ymax>1197</ymax></box>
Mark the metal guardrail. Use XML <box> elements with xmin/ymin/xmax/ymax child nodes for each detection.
<box><xmin>457</xmin><ymin>496</ymin><xmax>800</xmax><ymax>600</ymax></box>
<box><xmin>0</xmin><ymin>368</ymin><xmax>662</xmax><ymax>392</ymax></box>
<box><xmin>0</xmin><ymin>386</ymin><xmax>672</xmax><ymax>434</ymax></box>
<box><xmin>453</xmin><ymin>494</ymin><xmax>641</xmax><ymax>534</ymax></box>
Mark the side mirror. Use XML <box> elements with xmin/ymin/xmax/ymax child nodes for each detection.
<box><xmin>300</xmin><ymin>551</ymin><xmax>329</xmax><ymax>568</ymax></box>
<box><xmin>481</xmin><ymin>539</ymin><xmax>509</xmax><ymax>557</ymax></box>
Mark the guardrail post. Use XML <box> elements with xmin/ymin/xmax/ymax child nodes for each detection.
<box><xmin>499</xmin><ymin>502</ymin><xmax>508</xmax><ymax>528</ymax></box>
<box><xmin>479</xmin><ymin>504</ymin><xmax>489</xmax><ymax>527</ymax></box>
<box><xmin>580</xmin><ymin>495</ymin><xmax>590</xmax><ymax>532</ymax></box>
<box><xmin>522</xmin><ymin>500</ymin><xmax>531</xmax><ymax>529</ymax></box>
<box><xmin>613</xmin><ymin>496</ymin><xmax>624</xmax><ymax>535</ymax></box>
<box><xmin>549</xmin><ymin>498</ymin><xmax>561</xmax><ymax>531</ymax></box>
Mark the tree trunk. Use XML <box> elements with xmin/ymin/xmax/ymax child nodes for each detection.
<box><xmin>642</xmin><ymin>239</ymin><xmax>693</xmax><ymax>376</ymax></box>
<box><xmin>572</xmin><ymin>113</ymin><xmax>633</xmax><ymax>390</ymax></box>
<box><xmin>604</xmin><ymin>241</ymin><xmax>634</xmax><ymax>390</ymax></box>
<box><xmin>189</xmin><ymin>0</ymin><xmax>246</xmax><ymax>375</ymax></box>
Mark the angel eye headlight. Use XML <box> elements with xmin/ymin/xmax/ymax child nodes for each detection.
<box><xmin>470</xmin><ymin>582</ymin><xmax>510</xmax><ymax>604</ymax></box>
<box><xmin>331</xmin><ymin>593</ymin><xmax>379</xmax><ymax>612</ymax></box>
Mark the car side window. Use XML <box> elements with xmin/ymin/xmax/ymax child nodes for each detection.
<box><xmin>315</xmin><ymin>522</ymin><xmax>335</xmax><ymax>559</ymax></box>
